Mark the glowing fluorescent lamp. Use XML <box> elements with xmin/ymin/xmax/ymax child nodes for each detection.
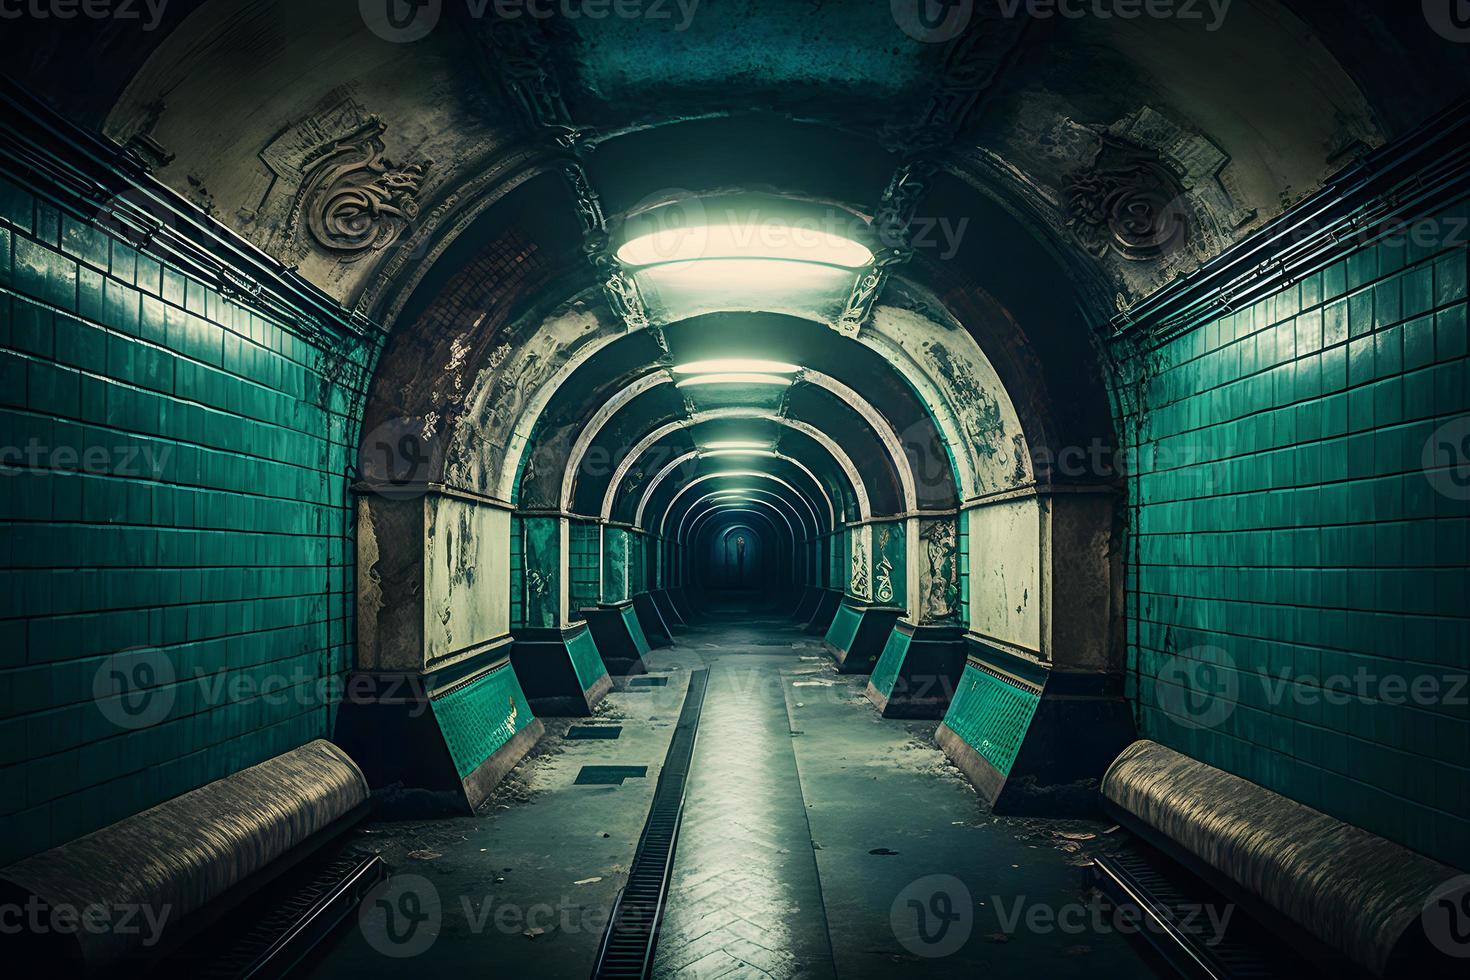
<box><xmin>675</xmin><ymin>373</ymin><xmax>792</xmax><ymax>389</ymax></box>
<box><xmin>701</xmin><ymin>449</ymin><xmax>779</xmax><ymax>460</ymax></box>
<box><xmin>701</xmin><ymin>441</ymin><xmax>770</xmax><ymax>451</ymax></box>
<box><xmin>617</xmin><ymin>222</ymin><xmax>873</xmax><ymax>269</ymax></box>
<box><xmin>673</xmin><ymin>359</ymin><xmax>799</xmax><ymax>376</ymax></box>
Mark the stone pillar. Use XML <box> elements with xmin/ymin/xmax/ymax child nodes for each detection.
<box><xmin>336</xmin><ymin>489</ymin><xmax>544</xmax><ymax>812</ymax></box>
<box><xmin>506</xmin><ymin>513</ymin><xmax>613</xmax><ymax>716</ymax></box>
<box><xmin>935</xmin><ymin>488</ymin><xmax>1134</xmax><ymax>815</ymax></box>
<box><xmin>866</xmin><ymin>514</ymin><xmax>967</xmax><ymax>717</ymax></box>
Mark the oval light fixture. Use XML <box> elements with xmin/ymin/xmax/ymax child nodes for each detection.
<box><xmin>673</xmin><ymin>359</ymin><xmax>799</xmax><ymax>375</ymax></box>
<box><xmin>675</xmin><ymin>374</ymin><xmax>793</xmax><ymax>389</ymax></box>
<box><xmin>617</xmin><ymin>221</ymin><xmax>873</xmax><ymax>269</ymax></box>
<box><xmin>701</xmin><ymin>440</ymin><xmax>770</xmax><ymax>451</ymax></box>
<box><xmin>700</xmin><ymin>448</ymin><xmax>779</xmax><ymax>459</ymax></box>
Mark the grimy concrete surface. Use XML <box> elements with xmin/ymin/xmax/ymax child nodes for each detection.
<box><xmin>306</xmin><ymin>618</ymin><xmax>1165</xmax><ymax>979</ymax></box>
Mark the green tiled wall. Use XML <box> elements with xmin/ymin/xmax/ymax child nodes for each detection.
<box><xmin>630</xmin><ymin>530</ymin><xmax>650</xmax><ymax>594</ymax></box>
<box><xmin>0</xmin><ymin>178</ymin><xmax>372</xmax><ymax>864</ymax></box>
<box><xmin>620</xmin><ymin>603</ymin><xmax>651</xmax><ymax>657</ymax></box>
<box><xmin>567</xmin><ymin>520</ymin><xmax>599</xmax><ymax>619</ymax></box>
<box><xmin>828</xmin><ymin>531</ymin><xmax>847</xmax><ymax>592</ymax></box>
<box><xmin>602</xmin><ymin>525</ymin><xmax>629</xmax><ymax>603</ymax></box>
<box><xmin>433</xmin><ymin>662</ymin><xmax>534</xmax><ymax>779</ymax></box>
<box><xmin>957</xmin><ymin>511</ymin><xmax>970</xmax><ymax>628</ymax></box>
<box><xmin>823</xmin><ymin>601</ymin><xmax>863</xmax><ymax>654</ymax></box>
<box><xmin>519</xmin><ymin>515</ymin><xmax>559</xmax><ymax>629</ymax></box>
<box><xmin>941</xmin><ymin>663</ymin><xmax>1041</xmax><ymax>776</ymax></box>
<box><xmin>1115</xmin><ymin>198</ymin><xmax>1470</xmax><ymax>869</ymax></box>
<box><xmin>868</xmin><ymin>625</ymin><xmax>910</xmax><ymax>700</ymax></box>
<box><xmin>566</xmin><ymin>625</ymin><xmax>606</xmax><ymax>692</ymax></box>
<box><xmin>509</xmin><ymin>515</ymin><xmax>524</xmax><ymax>628</ymax></box>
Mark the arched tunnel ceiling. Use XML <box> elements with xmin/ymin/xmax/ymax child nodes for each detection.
<box><xmin>7</xmin><ymin>0</ymin><xmax>1454</xmax><ymax>318</ymax></box>
<box><xmin>4</xmin><ymin>0</ymin><xmax>1467</xmax><ymax>536</ymax></box>
<box><xmin>522</xmin><ymin>313</ymin><xmax>946</xmax><ymax>525</ymax></box>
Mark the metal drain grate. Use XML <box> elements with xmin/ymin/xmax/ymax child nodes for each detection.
<box><xmin>575</xmin><ymin>766</ymin><xmax>648</xmax><ymax>785</ymax></box>
<box><xmin>629</xmin><ymin>676</ymin><xmax>669</xmax><ymax>686</ymax></box>
<box><xmin>194</xmin><ymin>853</ymin><xmax>386</xmax><ymax>979</ymax></box>
<box><xmin>567</xmin><ymin>725</ymin><xmax>624</xmax><ymax>740</ymax></box>
<box><xmin>591</xmin><ymin>668</ymin><xmax>709</xmax><ymax>979</ymax></box>
<box><xmin>1092</xmin><ymin>846</ymin><xmax>1287</xmax><ymax>979</ymax></box>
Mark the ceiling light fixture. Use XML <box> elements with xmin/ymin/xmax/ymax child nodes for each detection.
<box><xmin>700</xmin><ymin>448</ymin><xmax>779</xmax><ymax>460</ymax></box>
<box><xmin>616</xmin><ymin>222</ymin><xmax>873</xmax><ymax>269</ymax></box>
<box><xmin>673</xmin><ymin>359</ymin><xmax>799</xmax><ymax>376</ymax></box>
<box><xmin>701</xmin><ymin>440</ymin><xmax>770</xmax><ymax>451</ymax></box>
<box><xmin>675</xmin><ymin>373</ymin><xmax>793</xmax><ymax>388</ymax></box>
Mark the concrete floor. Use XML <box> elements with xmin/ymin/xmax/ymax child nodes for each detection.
<box><xmin>305</xmin><ymin>618</ymin><xmax>1166</xmax><ymax>979</ymax></box>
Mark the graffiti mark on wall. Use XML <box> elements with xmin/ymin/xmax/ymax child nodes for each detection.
<box><xmin>875</xmin><ymin>525</ymin><xmax>895</xmax><ymax>604</ymax></box>
<box><xmin>920</xmin><ymin>518</ymin><xmax>959</xmax><ymax>623</ymax></box>
<box><xmin>851</xmin><ymin>537</ymin><xmax>870</xmax><ymax>600</ymax></box>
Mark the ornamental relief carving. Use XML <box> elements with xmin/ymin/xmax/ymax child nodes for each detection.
<box><xmin>1066</xmin><ymin>135</ymin><xmax>1190</xmax><ymax>262</ymax></box>
<box><xmin>290</xmin><ymin>117</ymin><xmax>432</xmax><ymax>260</ymax></box>
<box><xmin>1061</xmin><ymin>106</ymin><xmax>1255</xmax><ymax>269</ymax></box>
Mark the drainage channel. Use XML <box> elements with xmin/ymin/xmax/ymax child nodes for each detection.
<box><xmin>591</xmin><ymin>668</ymin><xmax>710</xmax><ymax>980</ymax></box>
<box><xmin>1091</xmin><ymin>845</ymin><xmax>1317</xmax><ymax>980</ymax></box>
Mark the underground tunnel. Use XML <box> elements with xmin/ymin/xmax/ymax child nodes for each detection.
<box><xmin>0</xmin><ymin>1</ymin><xmax>1467</xmax><ymax>977</ymax></box>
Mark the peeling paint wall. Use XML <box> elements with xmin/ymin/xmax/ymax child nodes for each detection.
<box><xmin>868</xmin><ymin>301</ymin><xmax>1032</xmax><ymax>498</ymax></box>
<box><xmin>966</xmin><ymin>498</ymin><xmax>1043</xmax><ymax>655</ymax></box>
<box><xmin>917</xmin><ymin>516</ymin><xmax>961</xmax><ymax>624</ymax></box>
<box><xmin>423</xmin><ymin>496</ymin><xmax>511</xmax><ymax>668</ymax></box>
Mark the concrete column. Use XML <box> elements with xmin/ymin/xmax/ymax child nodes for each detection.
<box><xmin>339</xmin><ymin>489</ymin><xmax>543</xmax><ymax>811</ymax></box>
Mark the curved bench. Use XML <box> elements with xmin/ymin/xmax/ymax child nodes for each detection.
<box><xmin>1102</xmin><ymin>739</ymin><xmax>1464</xmax><ymax>977</ymax></box>
<box><xmin>0</xmin><ymin>739</ymin><xmax>369</xmax><ymax>974</ymax></box>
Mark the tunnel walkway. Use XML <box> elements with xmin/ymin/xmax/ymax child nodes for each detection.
<box><xmin>651</xmin><ymin>622</ymin><xmax>837</xmax><ymax>978</ymax></box>
<box><xmin>304</xmin><ymin>617</ymin><xmax>1163</xmax><ymax>978</ymax></box>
